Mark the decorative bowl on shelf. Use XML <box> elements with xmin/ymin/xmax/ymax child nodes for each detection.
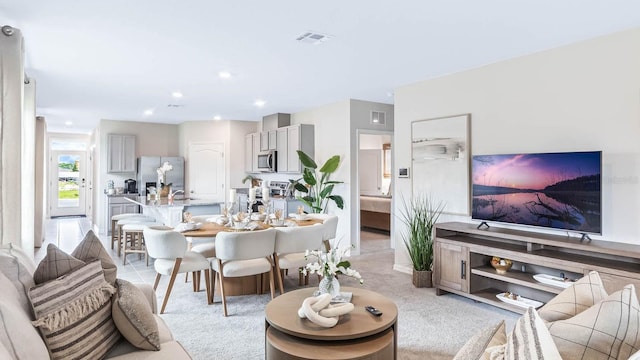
<box><xmin>490</xmin><ymin>257</ymin><xmax>513</xmax><ymax>274</ymax></box>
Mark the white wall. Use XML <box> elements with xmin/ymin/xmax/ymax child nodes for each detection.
<box><xmin>177</xmin><ymin>119</ymin><xmax>257</xmax><ymax>196</ymax></box>
<box><xmin>393</xmin><ymin>28</ymin><xmax>640</xmax><ymax>271</ymax></box>
<box><xmin>291</xmin><ymin>100</ymin><xmax>352</xmax><ymax>246</ymax></box>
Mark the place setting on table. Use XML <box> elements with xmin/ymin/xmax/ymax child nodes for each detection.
<box><xmin>176</xmin><ymin>206</ymin><xmax>321</xmax><ymax>237</ymax></box>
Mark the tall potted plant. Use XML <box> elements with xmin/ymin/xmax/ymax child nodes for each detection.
<box><xmin>293</xmin><ymin>150</ymin><xmax>344</xmax><ymax>213</ymax></box>
<box><xmin>398</xmin><ymin>194</ymin><xmax>445</xmax><ymax>287</ymax></box>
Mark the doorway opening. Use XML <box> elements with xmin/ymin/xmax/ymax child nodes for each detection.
<box><xmin>49</xmin><ymin>137</ymin><xmax>91</xmax><ymax>218</ymax></box>
<box><xmin>356</xmin><ymin>131</ymin><xmax>393</xmax><ymax>252</ymax></box>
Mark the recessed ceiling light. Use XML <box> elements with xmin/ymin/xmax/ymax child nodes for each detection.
<box><xmin>144</xmin><ymin>109</ymin><xmax>154</xmax><ymax>116</ymax></box>
<box><xmin>213</xmin><ymin>115</ymin><xmax>222</xmax><ymax>121</ymax></box>
<box><xmin>254</xmin><ymin>99</ymin><xmax>266</xmax><ymax>107</ymax></box>
<box><xmin>218</xmin><ymin>71</ymin><xmax>232</xmax><ymax>79</ymax></box>
<box><xmin>172</xmin><ymin>91</ymin><xmax>183</xmax><ymax>98</ymax></box>
<box><xmin>64</xmin><ymin>120</ymin><xmax>72</xmax><ymax>126</ymax></box>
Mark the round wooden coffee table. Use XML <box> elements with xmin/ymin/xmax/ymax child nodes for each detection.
<box><xmin>264</xmin><ymin>287</ymin><xmax>398</xmax><ymax>359</ymax></box>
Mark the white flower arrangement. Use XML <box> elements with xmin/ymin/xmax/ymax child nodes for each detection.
<box><xmin>157</xmin><ymin>161</ymin><xmax>173</xmax><ymax>185</ymax></box>
<box><xmin>302</xmin><ymin>246</ymin><xmax>364</xmax><ymax>284</ymax></box>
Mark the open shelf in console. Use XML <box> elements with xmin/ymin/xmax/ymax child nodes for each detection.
<box><xmin>434</xmin><ymin>222</ymin><xmax>640</xmax><ymax>313</ymax></box>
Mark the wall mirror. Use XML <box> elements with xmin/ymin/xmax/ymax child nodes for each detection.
<box><xmin>411</xmin><ymin>114</ymin><xmax>471</xmax><ymax>215</ymax></box>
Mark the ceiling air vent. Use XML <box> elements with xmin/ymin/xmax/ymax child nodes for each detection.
<box><xmin>371</xmin><ymin>111</ymin><xmax>386</xmax><ymax>125</ymax></box>
<box><xmin>296</xmin><ymin>31</ymin><xmax>331</xmax><ymax>45</ymax></box>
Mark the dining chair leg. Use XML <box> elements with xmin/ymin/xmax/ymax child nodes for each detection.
<box><xmin>153</xmin><ymin>273</ymin><xmax>162</xmax><ymax>291</ymax></box>
<box><xmin>204</xmin><ymin>269</ymin><xmax>212</xmax><ymax>305</ymax></box>
<box><xmin>299</xmin><ymin>270</ymin><xmax>304</xmax><ymax>286</ymax></box>
<box><xmin>217</xmin><ymin>260</ymin><xmax>228</xmax><ymax>316</ymax></box>
<box><xmin>160</xmin><ymin>258</ymin><xmax>182</xmax><ymax>314</ymax></box>
<box><xmin>268</xmin><ymin>268</ymin><xmax>275</xmax><ymax>299</ymax></box>
<box><xmin>273</xmin><ymin>254</ymin><xmax>285</xmax><ymax>295</ymax></box>
<box><xmin>210</xmin><ymin>269</ymin><xmax>217</xmax><ymax>304</ymax></box>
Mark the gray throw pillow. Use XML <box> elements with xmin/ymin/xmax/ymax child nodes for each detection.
<box><xmin>112</xmin><ymin>279</ymin><xmax>161</xmax><ymax>351</ymax></box>
<box><xmin>71</xmin><ymin>229</ymin><xmax>117</xmax><ymax>285</ymax></box>
<box><xmin>33</xmin><ymin>243</ymin><xmax>85</xmax><ymax>284</ymax></box>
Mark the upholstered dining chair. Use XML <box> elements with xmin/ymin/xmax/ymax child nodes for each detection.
<box><xmin>307</xmin><ymin>214</ymin><xmax>339</xmax><ymax>250</ymax></box>
<box><xmin>211</xmin><ymin>228</ymin><xmax>276</xmax><ymax>316</ymax></box>
<box><xmin>273</xmin><ymin>223</ymin><xmax>324</xmax><ymax>295</ymax></box>
<box><xmin>143</xmin><ymin>225</ymin><xmax>212</xmax><ymax>314</ymax></box>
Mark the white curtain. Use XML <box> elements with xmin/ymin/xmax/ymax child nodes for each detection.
<box><xmin>23</xmin><ymin>77</ymin><xmax>36</xmax><ymax>252</ymax></box>
<box><xmin>0</xmin><ymin>25</ymin><xmax>26</xmax><ymax>252</ymax></box>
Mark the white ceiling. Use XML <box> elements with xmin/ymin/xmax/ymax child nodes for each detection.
<box><xmin>2</xmin><ymin>1</ymin><xmax>640</xmax><ymax>134</ymax></box>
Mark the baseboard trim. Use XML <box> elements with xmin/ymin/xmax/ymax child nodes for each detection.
<box><xmin>393</xmin><ymin>264</ymin><xmax>412</xmax><ymax>275</ymax></box>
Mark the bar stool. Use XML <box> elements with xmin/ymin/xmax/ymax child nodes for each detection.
<box><xmin>111</xmin><ymin>214</ymin><xmax>150</xmax><ymax>251</ymax></box>
<box><xmin>121</xmin><ymin>221</ymin><xmax>163</xmax><ymax>265</ymax></box>
<box><xmin>115</xmin><ymin>215</ymin><xmax>156</xmax><ymax>256</ymax></box>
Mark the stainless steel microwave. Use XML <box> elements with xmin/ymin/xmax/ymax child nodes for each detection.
<box><xmin>257</xmin><ymin>150</ymin><xmax>277</xmax><ymax>172</ymax></box>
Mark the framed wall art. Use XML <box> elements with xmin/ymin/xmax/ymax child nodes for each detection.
<box><xmin>411</xmin><ymin>114</ymin><xmax>471</xmax><ymax>215</ymax></box>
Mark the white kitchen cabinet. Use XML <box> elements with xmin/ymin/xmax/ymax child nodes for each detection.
<box><xmin>106</xmin><ymin>195</ymin><xmax>139</xmax><ymax>234</ymax></box>
<box><xmin>259</xmin><ymin>131</ymin><xmax>277</xmax><ymax>152</ymax></box>
<box><xmin>283</xmin><ymin>124</ymin><xmax>314</xmax><ymax>173</ymax></box>
<box><xmin>260</xmin><ymin>132</ymin><xmax>269</xmax><ymax>152</ymax></box>
<box><xmin>107</xmin><ymin>134</ymin><xmax>136</xmax><ymax>173</ymax></box>
<box><xmin>245</xmin><ymin>133</ymin><xmax>259</xmax><ymax>173</ymax></box>
<box><xmin>268</xmin><ymin>130</ymin><xmax>277</xmax><ymax>150</ymax></box>
<box><xmin>276</xmin><ymin>128</ymin><xmax>288</xmax><ymax>172</ymax></box>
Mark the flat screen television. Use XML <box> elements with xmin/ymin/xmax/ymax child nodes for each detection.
<box><xmin>471</xmin><ymin>151</ymin><xmax>602</xmax><ymax>235</ymax></box>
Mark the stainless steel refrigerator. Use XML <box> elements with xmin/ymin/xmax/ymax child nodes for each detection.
<box><xmin>137</xmin><ymin>156</ymin><xmax>184</xmax><ymax>196</ymax></box>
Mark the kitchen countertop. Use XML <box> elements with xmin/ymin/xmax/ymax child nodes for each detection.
<box><xmin>105</xmin><ymin>193</ymin><xmax>139</xmax><ymax>197</ymax></box>
<box><xmin>123</xmin><ymin>196</ymin><xmax>222</xmax><ymax>207</ymax></box>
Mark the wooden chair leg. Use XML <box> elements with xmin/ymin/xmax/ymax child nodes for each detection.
<box><xmin>217</xmin><ymin>259</ymin><xmax>228</xmax><ymax>316</ymax></box>
<box><xmin>117</xmin><ymin>224</ymin><xmax>123</xmax><ymax>256</ymax></box>
<box><xmin>204</xmin><ymin>269</ymin><xmax>212</xmax><ymax>305</ymax></box>
<box><xmin>273</xmin><ymin>254</ymin><xmax>285</xmax><ymax>295</ymax></box>
<box><xmin>111</xmin><ymin>219</ymin><xmax>116</xmax><ymax>249</ymax></box>
<box><xmin>122</xmin><ymin>230</ymin><xmax>128</xmax><ymax>265</ymax></box>
<box><xmin>268</xmin><ymin>268</ymin><xmax>275</xmax><ymax>300</ymax></box>
<box><xmin>210</xmin><ymin>269</ymin><xmax>217</xmax><ymax>304</ymax></box>
<box><xmin>160</xmin><ymin>258</ymin><xmax>182</xmax><ymax>314</ymax></box>
<box><xmin>153</xmin><ymin>273</ymin><xmax>162</xmax><ymax>291</ymax></box>
<box><xmin>299</xmin><ymin>270</ymin><xmax>304</xmax><ymax>286</ymax></box>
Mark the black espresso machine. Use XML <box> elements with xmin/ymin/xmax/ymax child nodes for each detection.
<box><xmin>124</xmin><ymin>179</ymin><xmax>137</xmax><ymax>194</ymax></box>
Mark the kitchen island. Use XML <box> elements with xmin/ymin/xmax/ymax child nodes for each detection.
<box><xmin>125</xmin><ymin>197</ymin><xmax>223</xmax><ymax>226</ymax></box>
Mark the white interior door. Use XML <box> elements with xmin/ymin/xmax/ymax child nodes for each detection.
<box><xmin>49</xmin><ymin>150</ymin><xmax>87</xmax><ymax>217</ymax></box>
<box><xmin>188</xmin><ymin>142</ymin><xmax>225</xmax><ymax>201</ymax></box>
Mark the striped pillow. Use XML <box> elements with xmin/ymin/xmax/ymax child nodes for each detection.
<box><xmin>29</xmin><ymin>259</ymin><xmax>120</xmax><ymax>359</ymax></box>
<box><xmin>489</xmin><ymin>307</ymin><xmax>562</xmax><ymax>359</ymax></box>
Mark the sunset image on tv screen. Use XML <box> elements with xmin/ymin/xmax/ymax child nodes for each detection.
<box><xmin>471</xmin><ymin>151</ymin><xmax>601</xmax><ymax>234</ymax></box>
